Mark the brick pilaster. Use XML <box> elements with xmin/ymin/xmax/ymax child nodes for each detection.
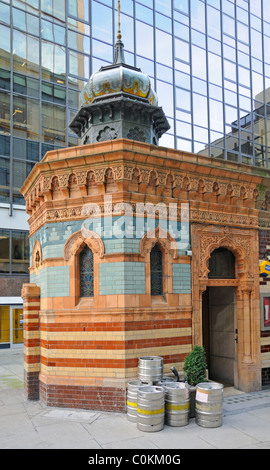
<box><xmin>21</xmin><ymin>283</ymin><xmax>41</xmax><ymax>400</ymax></box>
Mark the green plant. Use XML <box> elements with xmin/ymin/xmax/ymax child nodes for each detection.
<box><xmin>183</xmin><ymin>345</ymin><xmax>207</xmax><ymax>386</ymax></box>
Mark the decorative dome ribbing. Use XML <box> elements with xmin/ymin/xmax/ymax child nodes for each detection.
<box><xmin>80</xmin><ymin>42</ymin><xmax>158</xmax><ymax>107</ymax></box>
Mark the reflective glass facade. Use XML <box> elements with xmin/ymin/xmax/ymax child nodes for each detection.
<box><xmin>1</xmin><ymin>0</ymin><xmax>270</xmax><ymax>207</ymax></box>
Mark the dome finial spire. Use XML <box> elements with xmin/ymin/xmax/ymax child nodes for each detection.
<box><xmin>117</xmin><ymin>0</ymin><xmax>121</xmax><ymax>41</ymax></box>
<box><xmin>114</xmin><ymin>0</ymin><xmax>125</xmax><ymax>64</ymax></box>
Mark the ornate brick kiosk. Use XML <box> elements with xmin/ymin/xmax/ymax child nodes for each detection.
<box><xmin>21</xmin><ymin>136</ymin><xmax>264</xmax><ymax>409</ymax></box>
<box><xmin>21</xmin><ymin>22</ymin><xmax>265</xmax><ymax>410</ymax></box>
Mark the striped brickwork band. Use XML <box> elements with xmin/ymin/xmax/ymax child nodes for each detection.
<box><xmin>38</xmin><ymin>318</ymin><xmax>192</xmax><ymax>381</ymax></box>
<box><xmin>22</xmin><ymin>284</ymin><xmax>41</xmax><ymax>400</ymax></box>
<box><xmin>38</xmin><ymin>316</ymin><xmax>192</xmax><ymax>411</ymax></box>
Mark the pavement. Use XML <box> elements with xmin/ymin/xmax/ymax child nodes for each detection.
<box><xmin>1</xmin><ymin>348</ymin><xmax>270</xmax><ymax>451</ymax></box>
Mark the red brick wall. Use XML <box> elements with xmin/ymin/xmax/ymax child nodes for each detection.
<box><xmin>40</xmin><ymin>383</ymin><xmax>126</xmax><ymax>412</ymax></box>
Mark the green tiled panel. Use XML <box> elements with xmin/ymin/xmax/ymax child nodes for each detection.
<box><xmin>30</xmin><ymin>266</ymin><xmax>70</xmax><ymax>298</ymax></box>
<box><xmin>99</xmin><ymin>262</ymin><xmax>145</xmax><ymax>295</ymax></box>
<box><xmin>173</xmin><ymin>264</ymin><xmax>191</xmax><ymax>294</ymax></box>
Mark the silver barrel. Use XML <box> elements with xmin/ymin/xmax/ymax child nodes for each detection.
<box><xmin>195</xmin><ymin>382</ymin><xmax>224</xmax><ymax>428</ymax></box>
<box><xmin>164</xmin><ymin>382</ymin><xmax>190</xmax><ymax>427</ymax></box>
<box><xmin>138</xmin><ymin>356</ymin><xmax>163</xmax><ymax>383</ymax></box>
<box><xmin>157</xmin><ymin>377</ymin><xmax>176</xmax><ymax>386</ymax></box>
<box><xmin>126</xmin><ymin>380</ymin><xmax>142</xmax><ymax>423</ymax></box>
<box><xmin>137</xmin><ymin>386</ymin><xmax>165</xmax><ymax>432</ymax></box>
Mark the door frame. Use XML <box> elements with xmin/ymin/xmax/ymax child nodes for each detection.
<box><xmin>0</xmin><ymin>302</ymin><xmax>24</xmax><ymax>349</ymax></box>
<box><xmin>191</xmin><ymin>224</ymin><xmax>261</xmax><ymax>393</ymax></box>
<box><xmin>202</xmin><ymin>285</ymin><xmax>237</xmax><ymax>386</ymax></box>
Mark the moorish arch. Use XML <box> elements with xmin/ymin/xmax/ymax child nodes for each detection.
<box><xmin>63</xmin><ymin>227</ymin><xmax>105</xmax><ymax>261</ymax></box>
<box><xmin>63</xmin><ymin>228</ymin><xmax>105</xmax><ymax>305</ymax></box>
<box><xmin>139</xmin><ymin>225</ymin><xmax>179</xmax><ymax>298</ymax></box>
<box><xmin>201</xmin><ymin>235</ymin><xmax>250</xmax><ymax>280</ymax></box>
<box><xmin>139</xmin><ymin>224</ymin><xmax>178</xmax><ymax>260</ymax></box>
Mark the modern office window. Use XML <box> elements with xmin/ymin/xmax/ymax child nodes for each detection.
<box><xmin>42</xmin><ymin>102</ymin><xmax>66</xmax><ymax>145</ymax></box>
<box><xmin>0</xmin><ymin>229</ymin><xmax>29</xmax><ymax>275</ymax></box>
<box><xmin>42</xmin><ymin>41</ymin><xmax>66</xmax><ymax>83</ymax></box>
<box><xmin>12</xmin><ymin>230</ymin><xmax>29</xmax><ymax>274</ymax></box>
<box><xmin>0</xmin><ymin>92</ymin><xmax>10</xmax><ymax>136</ymax></box>
<box><xmin>13</xmin><ymin>30</ymin><xmax>39</xmax><ymax>79</ymax></box>
<box><xmin>13</xmin><ymin>96</ymin><xmax>40</xmax><ymax>141</ymax></box>
<box><xmin>13</xmin><ymin>160</ymin><xmax>35</xmax><ymax>204</ymax></box>
<box><xmin>0</xmin><ymin>158</ymin><xmax>9</xmax><ymax>203</ymax></box>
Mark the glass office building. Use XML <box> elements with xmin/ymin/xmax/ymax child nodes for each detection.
<box><xmin>0</xmin><ymin>0</ymin><xmax>270</xmax><ymax>345</ymax></box>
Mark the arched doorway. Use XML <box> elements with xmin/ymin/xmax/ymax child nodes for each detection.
<box><xmin>202</xmin><ymin>248</ymin><xmax>237</xmax><ymax>385</ymax></box>
<box><xmin>191</xmin><ymin>224</ymin><xmax>261</xmax><ymax>393</ymax></box>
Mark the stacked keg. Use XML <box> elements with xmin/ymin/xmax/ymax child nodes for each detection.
<box><xmin>126</xmin><ymin>356</ymin><xmax>224</xmax><ymax>432</ymax></box>
<box><xmin>138</xmin><ymin>356</ymin><xmax>164</xmax><ymax>383</ymax></box>
<box><xmin>136</xmin><ymin>356</ymin><xmax>165</xmax><ymax>432</ymax></box>
<box><xmin>127</xmin><ymin>356</ymin><xmax>189</xmax><ymax>432</ymax></box>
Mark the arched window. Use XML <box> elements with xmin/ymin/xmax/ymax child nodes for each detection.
<box><xmin>208</xmin><ymin>248</ymin><xmax>235</xmax><ymax>279</ymax></box>
<box><xmin>79</xmin><ymin>245</ymin><xmax>94</xmax><ymax>297</ymax></box>
<box><xmin>150</xmin><ymin>244</ymin><xmax>163</xmax><ymax>295</ymax></box>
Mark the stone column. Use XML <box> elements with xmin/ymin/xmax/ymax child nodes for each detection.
<box><xmin>236</xmin><ymin>281</ymin><xmax>261</xmax><ymax>392</ymax></box>
<box><xmin>21</xmin><ymin>283</ymin><xmax>41</xmax><ymax>400</ymax></box>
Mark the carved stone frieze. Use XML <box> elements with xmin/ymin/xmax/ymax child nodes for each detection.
<box><xmin>76</xmin><ymin>171</ymin><xmax>88</xmax><ymax>185</ymax></box>
<box><xmin>174</xmin><ymin>175</ymin><xmax>183</xmax><ymax>187</ymax></box>
<box><xmin>94</xmin><ymin>168</ymin><xmax>106</xmax><ymax>183</ymax></box>
<box><xmin>157</xmin><ymin>171</ymin><xmax>167</xmax><ymax>185</ymax></box>
<box><xmin>27</xmin><ymin>197</ymin><xmax>259</xmax><ymax>236</ymax></box>
<box><xmin>25</xmin><ymin>163</ymin><xmax>261</xmax><ymax>227</ymax></box>
<box><xmin>112</xmin><ymin>166</ymin><xmax>123</xmax><ymax>180</ymax></box>
<box><xmin>140</xmin><ymin>169</ymin><xmax>150</xmax><ymax>183</ymax></box>
<box><xmin>123</xmin><ymin>166</ymin><xmax>133</xmax><ymax>180</ymax></box>
<box><xmin>190</xmin><ymin>209</ymin><xmax>258</xmax><ymax>227</ymax></box>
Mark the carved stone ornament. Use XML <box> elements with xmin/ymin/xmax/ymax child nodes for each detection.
<box><xmin>195</xmin><ymin>226</ymin><xmax>253</xmax><ymax>280</ymax></box>
<box><xmin>97</xmin><ymin>126</ymin><xmax>118</xmax><ymax>142</ymax></box>
<box><xmin>63</xmin><ymin>228</ymin><xmax>105</xmax><ymax>261</ymax></box>
<box><xmin>58</xmin><ymin>174</ymin><xmax>69</xmax><ymax>188</ymax></box>
<box><xmin>139</xmin><ymin>224</ymin><xmax>178</xmax><ymax>260</ymax></box>
<box><xmin>127</xmin><ymin>127</ymin><xmax>146</xmax><ymax>142</ymax></box>
<box><xmin>31</xmin><ymin>237</ymin><xmax>43</xmax><ymax>273</ymax></box>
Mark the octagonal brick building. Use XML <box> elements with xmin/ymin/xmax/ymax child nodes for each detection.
<box><xmin>21</xmin><ymin>34</ymin><xmax>265</xmax><ymax>411</ymax></box>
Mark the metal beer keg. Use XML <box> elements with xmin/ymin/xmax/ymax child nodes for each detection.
<box><xmin>195</xmin><ymin>382</ymin><xmax>224</xmax><ymax>428</ymax></box>
<box><xmin>164</xmin><ymin>382</ymin><xmax>190</xmax><ymax>427</ymax></box>
<box><xmin>126</xmin><ymin>380</ymin><xmax>142</xmax><ymax>423</ymax></box>
<box><xmin>137</xmin><ymin>385</ymin><xmax>165</xmax><ymax>432</ymax></box>
<box><xmin>138</xmin><ymin>356</ymin><xmax>163</xmax><ymax>383</ymax></box>
<box><xmin>157</xmin><ymin>377</ymin><xmax>176</xmax><ymax>386</ymax></box>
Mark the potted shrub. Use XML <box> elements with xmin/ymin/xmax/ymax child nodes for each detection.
<box><xmin>183</xmin><ymin>345</ymin><xmax>208</xmax><ymax>418</ymax></box>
